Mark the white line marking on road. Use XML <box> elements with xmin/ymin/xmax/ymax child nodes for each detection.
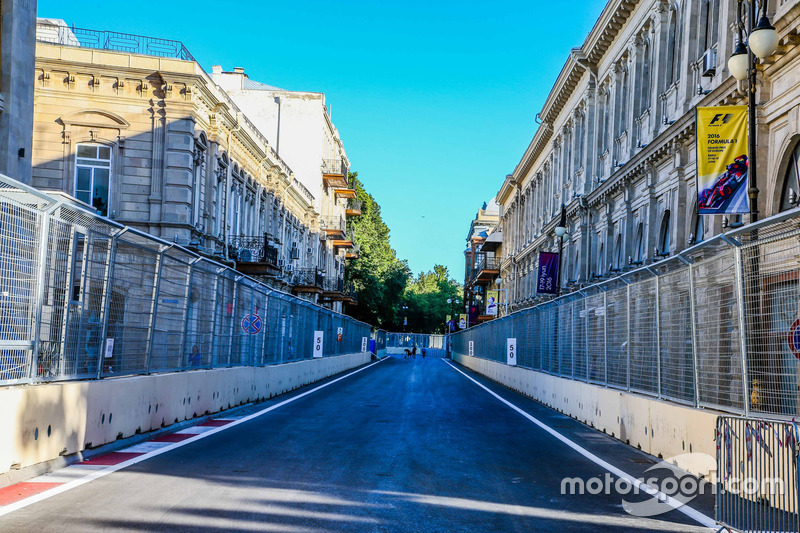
<box><xmin>443</xmin><ymin>360</ymin><xmax>716</xmax><ymax>530</ymax></box>
<box><xmin>0</xmin><ymin>356</ymin><xmax>387</xmax><ymax>517</ymax></box>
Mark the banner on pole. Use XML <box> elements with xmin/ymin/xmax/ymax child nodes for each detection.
<box><xmin>459</xmin><ymin>314</ymin><xmax>468</xmax><ymax>329</ymax></box>
<box><xmin>486</xmin><ymin>290</ymin><xmax>499</xmax><ymax>316</ymax></box>
<box><xmin>536</xmin><ymin>252</ymin><xmax>560</xmax><ymax>295</ymax></box>
<box><xmin>696</xmin><ymin>105</ymin><xmax>749</xmax><ymax>215</ymax></box>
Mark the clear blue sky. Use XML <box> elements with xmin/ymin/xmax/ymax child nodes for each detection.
<box><xmin>38</xmin><ymin>0</ymin><xmax>608</xmax><ymax>282</ymax></box>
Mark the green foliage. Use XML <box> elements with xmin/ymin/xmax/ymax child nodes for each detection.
<box><xmin>344</xmin><ymin>172</ymin><xmax>462</xmax><ymax>333</ymax></box>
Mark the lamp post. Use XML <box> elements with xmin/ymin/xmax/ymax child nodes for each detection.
<box><xmin>554</xmin><ymin>204</ymin><xmax>569</xmax><ymax>296</ymax></box>
<box><xmin>494</xmin><ymin>277</ymin><xmax>509</xmax><ymax>316</ymax></box>
<box><xmin>728</xmin><ymin>0</ymin><xmax>778</xmax><ymax>224</ymax></box>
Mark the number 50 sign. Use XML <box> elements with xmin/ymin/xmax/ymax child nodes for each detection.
<box><xmin>506</xmin><ymin>338</ymin><xmax>517</xmax><ymax>366</ymax></box>
<box><xmin>313</xmin><ymin>331</ymin><xmax>324</xmax><ymax>358</ymax></box>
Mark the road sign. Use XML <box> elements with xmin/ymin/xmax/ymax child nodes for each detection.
<box><xmin>241</xmin><ymin>314</ymin><xmax>262</xmax><ymax>334</ymax></box>
<box><xmin>313</xmin><ymin>331</ymin><xmax>323</xmax><ymax>358</ymax></box>
<box><xmin>507</xmin><ymin>338</ymin><xmax>517</xmax><ymax>366</ymax></box>
<box><xmin>337</xmin><ymin>327</ymin><xmax>343</xmax><ymax>342</ymax></box>
<box><xmin>361</xmin><ymin>337</ymin><xmax>368</xmax><ymax>352</ymax></box>
<box><xmin>789</xmin><ymin>319</ymin><xmax>800</xmax><ymax>360</ymax></box>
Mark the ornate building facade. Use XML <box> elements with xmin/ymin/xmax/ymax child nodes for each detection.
<box><xmin>497</xmin><ymin>0</ymin><xmax>800</xmax><ymax>310</ymax></box>
<box><xmin>32</xmin><ymin>20</ymin><xmax>354</xmax><ymax>311</ymax></box>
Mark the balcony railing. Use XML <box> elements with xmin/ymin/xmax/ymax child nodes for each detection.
<box><xmin>290</xmin><ymin>268</ymin><xmax>324</xmax><ymax>288</ymax></box>
<box><xmin>230</xmin><ymin>234</ymin><xmax>280</xmax><ymax>266</ymax></box>
<box><xmin>324</xmin><ymin>277</ymin><xmax>346</xmax><ymax>293</ymax></box>
<box><xmin>471</xmin><ymin>254</ymin><xmax>501</xmax><ymax>283</ymax></box>
<box><xmin>320</xmin><ymin>216</ymin><xmax>346</xmax><ymax>233</ymax></box>
<box><xmin>322</xmin><ymin>159</ymin><xmax>347</xmax><ymax>177</ymax></box>
<box><xmin>37</xmin><ymin>25</ymin><xmax>195</xmax><ymax>61</ymax></box>
<box><xmin>346</xmin><ymin>199</ymin><xmax>362</xmax><ymax>216</ymax></box>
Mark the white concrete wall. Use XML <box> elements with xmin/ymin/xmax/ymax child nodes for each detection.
<box><xmin>0</xmin><ymin>352</ymin><xmax>370</xmax><ymax>476</ymax></box>
<box><xmin>452</xmin><ymin>353</ymin><xmax>719</xmax><ymax>479</ymax></box>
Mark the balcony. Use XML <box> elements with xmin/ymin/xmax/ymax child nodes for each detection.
<box><xmin>289</xmin><ymin>268</ymin><xmax>324</xmax><ymax>295</ymax></box>
<box><xmin>322</xmin><ymin>159</ymin><xmax>349</xmax><ymax>189</ymax></box>
<box><xmin>320</xmin><ymin>216</ymin><xmax>346</xmax><ymax>240</ymax></box>
<box><xmin>472</xmin><ymin>253</ymin><xmax>501</xmax><ymax>284</ymax></box>
<box><xmin>344</xmin><ymin>283</ymin><xmax>358</xmax><ymax>306</ymax></box>
<box><xmin>346</xmin><ymin>244</ymin><xmax>360</xmax><ymax>259</ymax></box>
<box><xmin>334</xmin><ymin>179</ymin><xmax>357</xmax><ymax>200</ymax></box>
<box><xmin>322</xmin><ymin>277</ymin><xmax>349</xmax><ymax>302</ymax></box>
<box><xmin>346</xmin><ymin>199</ymin><xmax>362</xmax><ymax>217</ymax></box>
<box><xmin>332</xmin><ymin>228</ymin><xmax>355</xmax><ymax>251</ymax></box>
<box><xmin>230</xmin><ymin>234</ymin><xmax>281</xmax><ymax>275</ymax></box>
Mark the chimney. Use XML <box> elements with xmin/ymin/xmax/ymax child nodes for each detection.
<box><xmin>212</xmin><ymin>65</ymin><xmax>222</xmax><ymax>74</ymax></box>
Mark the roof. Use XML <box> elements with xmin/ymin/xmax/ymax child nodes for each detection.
<box><xmin>242</xmin><ymin>78</ymin><xmax>284</xmax><ymax>91</ymax></box>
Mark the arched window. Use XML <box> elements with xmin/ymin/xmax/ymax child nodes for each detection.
<box><xmin>658</xmin><ymin>210</ymin><xmax>671</xmax><ymax>256</ymax></box>
<box><xmin>633</xmin><ymin>223</ymin><xmax>645</xmax><ymax>263</ymax></box>
<box><xmin>665</xmin><ymin>8</ymin><xmax>680</xmax><ymax>87</ymax></box>
<box><xmin>613</xmin><ymin>234</ymin><xmax>623</xmax><ymax>270</ymax></box>
<box><xmin>780</xmin><ymin>141</ymin><xmax>800</xmax><ymax>212</ymax></box>
<box><xmin>639</xmin><ymin>41</ymin><xmax>652</xmax><ymax>114</ymax></box>
<box><xmin>75</xmin><ymin>143</ymin><xmax>112</xmax><ymax>217</ymax></box>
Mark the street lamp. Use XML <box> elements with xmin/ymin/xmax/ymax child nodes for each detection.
<box><xmin>728</xmin><ymin>0</ymin><xmax>778</xmax><ymax>223</ymax></box>
<box><xmin>554</xmin><ymin>204</ymin><xmax>569</xmax><ymax>295</ymax></box>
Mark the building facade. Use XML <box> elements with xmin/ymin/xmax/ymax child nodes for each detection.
<box><xmin>497</xmin><ymin>0</ymin><xmax>800</xmax><ymax>310</ymax></box>
<box><xmin>462</xmin><ymin>198</ymin><xmax>499</xmax><ymax>324</ymax></box>
<box><xmin>211</xmin><ymin>67</ymin><xmax>358</xmax><ymax>300</ymax></box>
<box><xmin>32</xmin><ymin>20</ymin><xmax>353</xmax><ymax>311</ymax></box>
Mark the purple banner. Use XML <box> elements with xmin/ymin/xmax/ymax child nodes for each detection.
<box><xmin>537</xmin><ymin>252</ymin><xmax>560</xmax><ymax>295</ymax></box>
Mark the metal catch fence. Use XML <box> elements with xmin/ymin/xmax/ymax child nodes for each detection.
<box><xmin>452</xmin><ymin>207</ymin><xmax>800</xmax><ymax>419</ymax></box>
<box><xmin>384</xmin><ymin>332</ymin><xmax>448</xmax><ymax>357</ymax></box>
<box><xmin>716</xmin><ymin>416</ymin><xmax>799</xmax><ymax>532</ymax></box>
<box><xmin>0</xmin><ymin>175</ymin><xmax>371</xmax><ymax>385</ymax></box>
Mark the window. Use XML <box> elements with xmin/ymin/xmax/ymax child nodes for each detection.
<box><xmin>658</xmin><ymin>210</ymin><xmax>671</xmax><ymax>255</ymax></box>
<box><xmin>613</xmin><ymin>234</ymin><xmax>623</xmax><ymax>270</ymax></box>
<box><xmin>665</xmin><ymin>9</ymin><xmax>680</xmax><ymax>87</ymax></box>
<box><xmin>192</xmin><ymin>137</ymin><xmax>206</xmax><ymax>227</ymax></box>
<box><xmin>780</xmin><ymin>141</ymin><xmax>800</xmax><ymax>212</ymax></box>
<box><xmin>633</xmin><ymin>223</ymin><xmax>645</xmax><ymax>263</ymax></box>
<box><xmin>693</xmin><ymin>210</ymin><xmax>705</xmax><ymax>244</ymax></box>
<box><xmin>75</xmin><ymin>144</ymin><xmax>111</xmax><ymax>216</ymax></box>
<box><xmin>702</xmin><ymin>0</ymin><xmax>720</xmax><ymax>51</ymax></box>
<box><xmin>597</xmin><ymin>242</ymin><xmax>604</xmax><ymax>275</ymax></box>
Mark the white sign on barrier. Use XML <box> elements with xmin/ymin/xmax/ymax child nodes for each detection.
<box><xmin>313</xmin><ymin>331</ymin><xmax>323</xmax><ymax>358</ymax></box>
<box><xmin>104</xmin><ymin>338</ymin><xmax>114</xmax><ymax>359</ymax></box>
<box><xmin>361</xmin><ymin>337</ymin><xmax>368</xmax><ymax>352</ymax></box>
<box><xmin>468</xmin><ymin>340</ymin><xmax>474</xmax><ymax>356</ymax></box>
<box><xmin>507</xmin><ymin>338</ymin><xmax>517</xmax><ymax>366</ymax></box>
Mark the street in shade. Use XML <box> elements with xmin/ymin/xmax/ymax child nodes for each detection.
<box><xmin>0</xmin><ymin>355</ymin><xmax>713</xmax><ymax>532</ymax></box>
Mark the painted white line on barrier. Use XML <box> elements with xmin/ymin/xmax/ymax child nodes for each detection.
<box><xmin>443</xmin><ymin>360</ymin><xmax>716</xmax><ymax>530</ymax></box>
<box><xmin>0</xmin><ymin>356</ymin><xmax>386</xmax><ymax>516</ymax></box>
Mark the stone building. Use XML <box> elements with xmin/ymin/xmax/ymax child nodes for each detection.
<box><xmin>0</xmin><ymin>0</ymin><xmax>37</xmax><ymax>184</ymax></box>
<box><xmin>212</xmin><ymin>67</ymin><xmax>358</xmax><ymax>300</ymax></box>
<box><xmin>496</xmin><ymin>0</ymin><xmax>800</xmax><ymax>310</ymax></box>
<box><xmin>462</xmin><ymin>198</ymin><xmax>499</xmax><ymax>325</ymax></box>
<box><xmin>32</xmin><ymin>20</ymin><xmax>351</xmax><ymax>311</ymax></box>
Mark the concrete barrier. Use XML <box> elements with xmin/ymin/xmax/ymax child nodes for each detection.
<box><xmin>452</xmin><ymin>352</ymin><xmax>719</xmax><ymax>479</ymax></box>
<box><xmin>0</xmin><ymin>352</ymin><xmax>371</xmax><ymax>477</ymax></box>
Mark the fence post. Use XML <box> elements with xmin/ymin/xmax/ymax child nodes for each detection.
<box><xmin>603</xmin><ymin>290</ymin><xmax>608</xmax><ymax>385</ymax></box>
<box><xmin>733</xmin><ymin>244</ymin><xmax>751</xmax><ymax>417</ymax></box>
<box><xmin>179</xmin><ymin>258</ymin><xmax>200</xmax><ymax>371</ymax></box>
<box><xmin>687</xmin><ymin>261</ymin><xmax>701</xmax><ymax>408</ymax></box>
<box><xmin>208</xmin><ymin>267</ymin><xmax>220</xmax><ymax>367</ymax></box>
<box><xmin>28</xmin><ymin>203</ymin><xmax>58</xmax><ymax>381</ymax></box>
<box><xmin>654</xmin><ymin>273</ymin><xmax>662</xmax><ymax>399</ymax></box>
<box><xmin>144</xmin><ymin>248</ymin><xmax>164</xmax><ymax>374</ymax></box>
<box><xmin>96</xmin><ymin>229</ymin><xmax>122</xmax><ymax>379</ymax></box>
<box><xmin>626</xmin><ymin>284</ymin><xmax>631</xmax><ymax>391</ymax></box>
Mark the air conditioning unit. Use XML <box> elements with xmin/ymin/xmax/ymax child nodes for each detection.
<box><xmin>701</xmin><ymin>48</ymin><xmax>716</xmax><ymax>77</ymax></box>
<box><xmin>306</xmin><ymin>247</ymin><xmax>313</xmax><ymax>255</ymax></box>
<box><xmin>278</xmin><ymin>258</ymin><xmax>285</xmax><ymax>268</ymax></box>
<box><xmin>286</xmin><ymin>263</ymin><xmax>294</xmax><ymax>272</ymax></box>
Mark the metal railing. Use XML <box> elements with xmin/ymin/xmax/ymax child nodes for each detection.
<box><xmin>37</xmin><ymin>25</ymin><xmax>195</xmax><ymax>61</ymax></box>
<box><xmin>320</xmin><ymin>216</ymin><xmax>346</xmax><ymax>233</ymax></box>
<box><xmin>347</xmin><ymin>199</ymin><xmax>362</xmax><ymax>213</ymax></box>
<box><xmin>452</xmin><ymin>207</ymin><xmax>800</xmax><ymax>418</ymax></box>
<box><xmin>0</xmin><ymin>175</ymin><xmax>370</xmax><ymax>385</ymax></box>
<box><xmin>716</xmin><ymin>416</ymin><xmax>799</xmax><ymax>532</ymax></box>
<box><xmin>472</xmin><ymin>253</ymin><xmax>500</xmax><ymax>282</ymax></box>
<box><xmin>384</xmin><ymin>332</ymin><xmax>448</xmax><ymax>357</ymax></box>
<box><xmin>229</xmin><ymin>234</ymin><xmax>280</xmax><ymax>266</ymax></box>
<box><xmin>322</xmin><ymin>159</ymin><xmax>348</xmax><ymax>178</ymax></box>
<box><xmin>290</xmin><ymin>268</ymin><xmax>324</xmax><ymax>289</ymax></box>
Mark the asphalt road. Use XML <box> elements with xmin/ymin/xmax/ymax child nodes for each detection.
<box><xmin>0</xmin><ymin>355</ymin><xmax>714</xmax><ymax>532</ymax></box>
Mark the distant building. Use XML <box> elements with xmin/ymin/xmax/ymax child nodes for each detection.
<box><xmin>463</xmin><ymin>197</ymin><xmax>500</xmax><ymax>325</ymax></box>
<box><xmin>212</xmin><ymin>67</ymin><xmax>359</xmax><ymax>302</ymax></box>
<box><xmin>31</xmin><ymin>19</ymin><xmax>352</xmax><ymax>310</ymax></box>
<box><xmin>0</xmin><ymin>0</ymin><xmax>37</xmax><ymax>184</ymax></box>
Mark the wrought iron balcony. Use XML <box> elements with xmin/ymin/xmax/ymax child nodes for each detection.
<box><xmin>37</xmin><ymin>25</ymin><xmax>195</xmax><ymax>61</ymax></box>
<box><xmin>346</xmin><ymin>244</ymin><xmax>360</xmax><ymax>259</ymax></box>
<box><xmin>289</xmin><ymin>268</ymin><xmax>324</xmax><ymax>294</ymax></box>
<box><xmin>230</xmin><ymin>234</ymin><xmax>281</xmax><ymax>274</ymax></box>
<box><xmin>332</xmin><ymin>228</ymin><xmax>355</xmax><ymax>250</ymax></box>
<box><xmin>346</xmin><ymin>199</ymin><xmax>362</xmax><ymax>217</ymax></box>
<box><xmin>320</xmin><ymin>216</ymin><xmax>346</xmax><ymax>239</ymax></box>
<box><xmin>471</xmin><ymin>253</ymin><xmax>501</xmax><ymax>283</ymax></box>
<box><xmin>322</xmin><ymin>159</ymin><xmax>349</xmax><ymax>188</ymax></box>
